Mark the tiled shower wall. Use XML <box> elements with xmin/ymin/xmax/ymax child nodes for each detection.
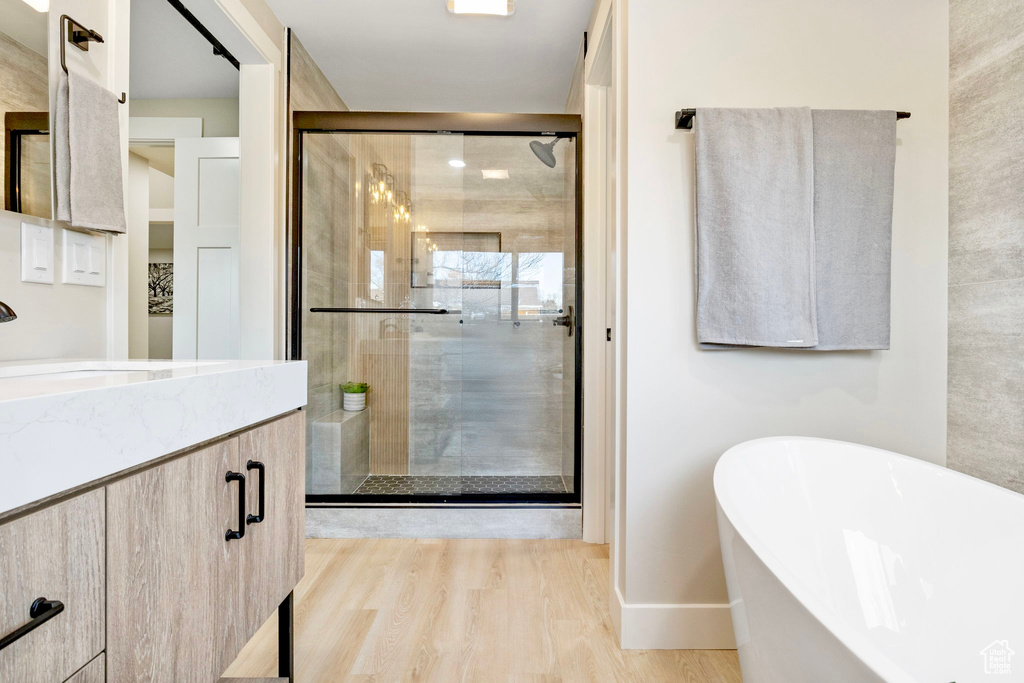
<box><xmin>288</xmin><ymin>33</ymin><xmax>352</xmax><ymax>490</ymax></box>
<box><xmin>947</xmin><ymin>3</ymin><xmax>1024</xmax><ymax>491</ymax></box>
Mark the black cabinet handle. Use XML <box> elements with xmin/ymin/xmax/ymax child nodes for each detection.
<box><xmin>0</xmin><ymin>598</ymin><xmax>65</xmax><ymax>651</ymax></box>
<box><xmin>225</xmin><ymin>471</ymin><xmax>246</xmax><ymax>541</ymax></box>
<box><xmin>246</xmin><ymin>460</ymin><xmax>265</xmax><ymax>525</ymax></box>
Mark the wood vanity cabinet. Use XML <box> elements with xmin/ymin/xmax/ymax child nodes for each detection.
<box><xmin>0</xmin><ymin>410</ymin><xmax>304</xmax><ymax>682</ymax></box>
<box><xmin>106</xmin><ymin>410</ymin><xmax>305</xmax><ymax>682</ymax></box>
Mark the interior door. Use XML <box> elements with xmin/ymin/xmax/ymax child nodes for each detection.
<box><xmin>172</xmin><ymin>137</ymin><xmax>241</xmax><ymax>360</ymax></box>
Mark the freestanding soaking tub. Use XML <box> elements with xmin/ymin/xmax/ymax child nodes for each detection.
<box><xmin>714</xmin><ymin>437</ymin><xmax>1024</xmax><ymax>683</ymax></box>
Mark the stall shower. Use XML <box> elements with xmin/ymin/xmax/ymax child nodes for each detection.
<box><xmin>294</xmin><ymin>114</ymin><xmax>581</xmax><ymax>503</ymax></box>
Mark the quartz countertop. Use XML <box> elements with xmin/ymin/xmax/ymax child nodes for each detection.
<box><xmin>0</xmin><ymin>359</ymin><xmax>307</xmax><ymax>516</ymax></box>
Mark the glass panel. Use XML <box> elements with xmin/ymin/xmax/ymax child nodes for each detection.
<box><xmin>460</xmin><ymin>135</ymin><xmax>576</xmax><ymax>494</ymax></box>
<box><xmin>300</xmin><ymin>130</ymin><xmax>577</xmax><ymax>498</ymax></box>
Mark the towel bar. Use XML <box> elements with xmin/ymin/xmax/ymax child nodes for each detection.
<box><xmin>59</xmin><ymin>15</ymin><xmax>127</xmax><ymax>104</ymax></box>
<box><xmin>674</xmin><ymin>108</ymin><xmax>910</xmax><ymax>130</ymax></box>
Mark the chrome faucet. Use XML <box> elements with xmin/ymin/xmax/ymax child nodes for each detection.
<box><xmin>0</xmin><ymin>300</ymin><xmax>17</xmax><ymax>323</ymax></box>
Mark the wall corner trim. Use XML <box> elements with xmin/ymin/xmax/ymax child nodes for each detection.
<box><xmin>614</xmin><ymin>586</ymin><xmax>737</xmax><ymax>650</ymax></box>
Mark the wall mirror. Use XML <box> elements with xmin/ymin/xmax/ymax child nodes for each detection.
<box><xmin>1</xmin><ymin>0</ymin><xmax>51</xmax><ymax>220</ymax></box>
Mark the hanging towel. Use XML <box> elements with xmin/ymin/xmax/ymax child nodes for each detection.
<box><xmin>55</xmin><ymin>71</ymin><xmax>127</xmax><ymax>233</ymax></box>
<box><xmin>809</xmin><ymin>110</ymin><xmax>896</xmax><ymax>350</ymax></box>
<box><xmin>695</xmin><ymin>107</ymin><xmax>818</xmax><ymax>347</ymax></box>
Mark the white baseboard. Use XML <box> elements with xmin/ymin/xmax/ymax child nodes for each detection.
<box><xmin>614</xmin><ymin>586</ymin><xmax>737</xmax><ymax>649</ymax></box>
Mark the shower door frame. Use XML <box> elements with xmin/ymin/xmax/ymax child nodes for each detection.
<box><xmin>291</xmin><ymin>111</ymin><xmax>583</xmax><ymax>505</ymax></box>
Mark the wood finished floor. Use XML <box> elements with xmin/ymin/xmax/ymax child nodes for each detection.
<box><xmin>223</xmin><ymin>539</ymin><xmax>742</xmax><ymax>682</ymax></box>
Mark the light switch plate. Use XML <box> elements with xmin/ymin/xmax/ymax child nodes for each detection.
<box><xmin>62</xmin><ymin>230</ymin><xmax>106</xmax><ymax>287</ymax></box>
<box><xmin>21</xmin><ymin>223</ymin><xmax>54</xmax><ymax>284</ymax></box>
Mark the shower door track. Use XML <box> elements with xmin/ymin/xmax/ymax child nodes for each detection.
<box><xmin>290</xmin><ymin>111</ymin><xmax>583</xmax><ymax>506</ymax></box>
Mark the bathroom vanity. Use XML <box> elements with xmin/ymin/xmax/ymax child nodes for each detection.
<box><xmin>0</xmin><ymin>360</ymin><xmax>307</xmax><ymax>682</ymax></box>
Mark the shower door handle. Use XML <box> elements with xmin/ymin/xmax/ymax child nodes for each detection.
<box><xmin>552</xmin><ymin>306</ymin><xmax>574</xmax><ymax>337</ymax></box>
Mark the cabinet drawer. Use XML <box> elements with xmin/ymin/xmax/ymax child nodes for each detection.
<box><xmin>0</xmin><ymin>490</ymin><xmax>105</xmax><ymax>683</ymax></box>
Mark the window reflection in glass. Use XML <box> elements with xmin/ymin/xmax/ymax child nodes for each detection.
<box><xmin>369</xmin><ymin>250</ymin><xmax>385</xmax><ymax>301</ymax></box>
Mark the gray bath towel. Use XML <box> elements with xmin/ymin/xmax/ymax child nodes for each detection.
<box><xmin>55</xmin><ymin>71</ymin><xmax>127</xmax><ymax>233</ymax></box>
<box><xmin>810</xmin><ymin>110</ymin><xmax>896</xmax><ymax>350</ymax></box>
<box><xmin>695</xmin><ymin>107</ymin><xmax>818</xmax><ymax>347</ymax></box>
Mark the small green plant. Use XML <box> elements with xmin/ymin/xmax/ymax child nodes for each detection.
<box><xmin>341</xmin><ymin>381</ymin><xmax>370</xmax><ymax>394</ymax></box>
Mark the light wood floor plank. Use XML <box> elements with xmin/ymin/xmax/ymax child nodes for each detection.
<box><xmin>225</xmin><ymin>539</ymin><xmax>742</xmax><ymax>682</ymax></box>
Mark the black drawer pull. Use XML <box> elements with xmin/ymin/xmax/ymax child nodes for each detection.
<box><xmin>246</xmin><ymin>460</ymin><xmax>266</xmax><ymax>525</ymax></box>
<box><xmin>225</xmin><ymin>470</ymin><xmax>246</xmax><ymax>541</ymax></box>
<box><xmin>0</xmin><ymin>598</ymin><xmax>65</xmax><ymax>651</ymax></box>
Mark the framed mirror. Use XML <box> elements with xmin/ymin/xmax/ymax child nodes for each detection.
<box><xmin>1</xmin><ymin>0</ymin><xmax>51</xmax><ymax>220</ymax></box>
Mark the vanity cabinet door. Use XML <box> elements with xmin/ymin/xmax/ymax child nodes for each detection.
<box><xmin>64</xmin><ymin>654</ymin><xmax>105</xmax><ymax>683</ymax></box>
<box><xmin>0</xmin><ymin>490</ymin><xmax>105</xmax><ymax>683</ymax></box>
<box><xmin>238</xmin><ymin>410</ymin><xmax>305</xmax><ymax>638</ymax></box>
<box><xmin>106</xmin><ymin>440</ymin><xmax>246</xmax><ymax>682</ymax></box>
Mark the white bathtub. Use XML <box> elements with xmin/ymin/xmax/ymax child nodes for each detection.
<box><xmin>714</xmin><ymin>437</ymin><xmax>1024</xmax><ymax>683</ymax></box>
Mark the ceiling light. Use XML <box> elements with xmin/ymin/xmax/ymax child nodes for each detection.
<box><xmin>481</xmin><ymin>169</ymin><xmax>509</xmax><ymax>179</ymax></box>
<box><xmin>449</xmin><ymin>159</ymin><xmax>466</xmax><ymax>168</ymax></box>
<box><xmin>21</xmin><ymin>0</ymin><xmax>49</xmax><ymax>10</ymax></box>
<box><xmin>447</xmin><ymin>0</ymin><xmax>515</xmax><ymax>16</ymax></box>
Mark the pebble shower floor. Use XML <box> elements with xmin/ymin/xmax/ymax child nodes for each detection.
<box><xmin>352</xmin><ymin>475</ymin><xmax>567</xmax><ymax>496</ymax></box>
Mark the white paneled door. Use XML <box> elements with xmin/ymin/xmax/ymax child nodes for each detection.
<box><xmin>173</xmin><ymin>138</ymin><xmax>241</xmax><ymax>360</ymax></box>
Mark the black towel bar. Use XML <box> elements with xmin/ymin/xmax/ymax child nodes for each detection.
<box><xmin>59</xmin><ymin>15</ymin><xmax>126</xmax><ymax>104</ymax></box>
<box><xmin>674</xmin><ymin>108</ymin><xmax>911</xmax><ymax>130</ymax></box>
<box><xmin>309</xmin><ymin>308</ymin><xmax>458</xmax><ymax>315</ymax></box>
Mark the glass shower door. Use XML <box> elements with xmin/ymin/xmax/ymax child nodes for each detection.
<box><xmin>297</xmin><ymin>125</ymin><xmax>579</xmax><ymax>501</ymax></box>
<box><xmin>301</xmin><ymin>131</ymin><xmax>466</xmax><ymax>498</ymax></box>
<box><xmin>458</xmin><ymin>134</ymin><xmax>577</xmax><ymax>496</ymax></box>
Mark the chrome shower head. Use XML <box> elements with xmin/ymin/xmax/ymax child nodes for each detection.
<box><xmin>0</xmin><ymin>300</ymin><xmax>16</xmax><ymax>323</ymax></box>
<box><xmin>529</xmin><ymin>138</ymin><xmax>561</xmax><ymax>168</ymax></box>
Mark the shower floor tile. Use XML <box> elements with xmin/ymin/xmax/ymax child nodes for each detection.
<box><xmin>353</xmin><ymin>475</ymin><xmax>567</xmax><ymax>496</ymax></box>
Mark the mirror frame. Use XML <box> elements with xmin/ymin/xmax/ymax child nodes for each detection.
<box><xmin>3</xmin><ymin>111</ymin><xmax>50</xmax><ymax>215</ymax></box>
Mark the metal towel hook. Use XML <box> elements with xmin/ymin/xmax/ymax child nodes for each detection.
<box><xmin>59</xmin><ymin>14</ymin><xmax>127</xmax><ymax>104</ymax></box>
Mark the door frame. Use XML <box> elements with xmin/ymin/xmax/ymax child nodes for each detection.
<box><xmin>290</xmin><ymin>111</ymin><xmax>584</xmax><ymax>505</ymax></box>
<box><xmin>126</xmin><ymin>116</ymin><xmax>204</xmax><ymax>360</ymax></box>
<box><xmin>109</xmin><ymin>0</ymin><xmax>284</xmax><ymax>360</ymax></box>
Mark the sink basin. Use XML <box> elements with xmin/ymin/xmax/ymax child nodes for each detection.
<box><xmin>16</xmin><ymin>370</ymin><xmax>138</xmax><ymax>381</ymax></box>
<box><xmin>0</xmin><ymin>360</ymin><xmax>222</xmax><ymax>380</ymax></box>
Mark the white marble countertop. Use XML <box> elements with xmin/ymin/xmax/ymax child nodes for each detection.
<box><xmin>0</xmin><ymin>359</ymin><xmax>307</xmax><ymax>516</ymax></box>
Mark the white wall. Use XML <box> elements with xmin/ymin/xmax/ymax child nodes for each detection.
<box><xmin>0</xmin><ymin>0</ymin><xmax>129</xmax><ymax>362</ymax></box>
<box><xmin>149</xmin><ymin>167</ymin><xmax>173</xmax><ymax>208</ymax></box>
<box><xmin>0</xmin><ymin>210</ymin><xmax>108</xmax><ymax>359</ymax></box>
<box><xmin>128</xmin><ymin>98</ymin><xmax>240</xmax><ymax>137</ymax></box>
<box><xmin>618</xmin><ymin>0</ymin><xmax>948</xmax><ymax>647</ymax></box>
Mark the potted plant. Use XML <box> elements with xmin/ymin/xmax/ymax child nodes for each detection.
<box><xmin>341</xmin><ymin>382</ymin><xmax>370</xmax><ymax>411</ymax></box>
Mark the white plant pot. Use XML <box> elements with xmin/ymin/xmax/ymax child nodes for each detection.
<box><xmin>343</xmin><ymin>392</ymin><xmax>367</xmax><ymax>411</ymax></box>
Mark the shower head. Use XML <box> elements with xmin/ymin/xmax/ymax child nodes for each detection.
<box><xmin>529</xmin><ymin>138</ymin><xmax>562</xmax><ymax>168</ymax></box>
<box><xmin>0</xmin><ymin>300</ymin><xmax>16</xmax><ymax>323</ymax></box>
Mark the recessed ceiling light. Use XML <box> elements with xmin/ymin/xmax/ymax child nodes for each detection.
<box><xmin>481</xmin><ymin>169</ymin><xmax>509</xmax><ymax>179</ymax></box>
<box><xmin>449</xmin><ymin>159</ymin><xmax>466</xmax><ymax>168</ymax></box>
<box><xmin>20</xmin><ymin>0</ymin><xmax>49</xmax><ymax>10</ymax></box>
<box><xmin>446</xmin><ymin>0</ymin><xmax>515</xmax><ymax>16</ymax></box>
